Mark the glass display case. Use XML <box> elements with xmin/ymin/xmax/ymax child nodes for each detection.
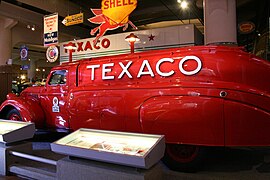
<box><xmin>0</xmin><ymin>119</ymin><xmax>35</xmax><ymax>144</ymax></box>
<box><xmin>51</xmin><ymin>128</ymin><xmax>165</xmax><ymax>169</ymax></box>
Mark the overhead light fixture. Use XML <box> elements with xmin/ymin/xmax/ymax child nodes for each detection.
<box><xmin>27</xmin><ymin>24</ymin><xmax>36</xmax><ymax>31</ymax></box>
<box><xmin>178</xmin><ymin>0</ymin><xmax>188</xmax><ymax>9</ymax></box>
<box><xmin>181</xmin><ymin>1</ymin><xmax>188</xmax><ymax>9</ymax></box>
<box><xmin>31</xmin><ymin>25</ymin><xmax>35</xmax><ymax>31</ymax></box>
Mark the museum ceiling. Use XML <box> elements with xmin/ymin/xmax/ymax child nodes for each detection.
<box><xmin>1</xmin><ymin>0</ymin><xmax>267</xmax><ymax>39</ymax></box>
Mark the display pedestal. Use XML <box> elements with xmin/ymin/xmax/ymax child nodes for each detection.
<box><xmin>0</xmin><ymin>142</ymin><xmax>32</xmax><ymax>175</ymax></box>
<box><xmin>0</xmin><ymin>143</ymin><xmax>10</xmax><ymax>175</ymax></box>
<box><xmin>57</xmin><ymin>157</ymin><xmax>163</xmax><ymax>180</ymax></box>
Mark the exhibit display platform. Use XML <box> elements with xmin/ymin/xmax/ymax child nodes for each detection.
<box><xmin>1</xmin><ymin>135</ymin><xmax>270</xmax><ymax>179</ymax></box>
<box><xmin>0</xmin><ymin>126</ymin><xmax>166</xmax><ymax>179</ymax></box>
<box><xmin>51</xmin><ymin>128</ymin><xmax>165</xmax><ymax>169</ymax></box>
<box><xmin>0</xmin><ymin>119</ymin><xmax>35</xmax><ymax>144</ymax></box>
<box><xmin>4</xmin><ymin>123</ymin><xmax>269</xmax><ymax>180</ymax></box>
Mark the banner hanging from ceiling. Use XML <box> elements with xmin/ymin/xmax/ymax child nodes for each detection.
<box><xmin>88</xmin><ymin>0</ymin><xmax>137</xmax><ymax>45</ymax></box>
<box><xmin>44</xmin><ymin>13</ymin><xmax>58</xmax><ymax>47</ymax></box>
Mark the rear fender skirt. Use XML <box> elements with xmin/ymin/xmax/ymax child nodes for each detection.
<box><xmin>140</xmin><ymin>96</ymin><xmax>224</xmax><ymax>146</ymax></box>
<box><xmin>224</xmin><ymin>100</ymin><xmax>270</xmax><ymax>146</ymax></box>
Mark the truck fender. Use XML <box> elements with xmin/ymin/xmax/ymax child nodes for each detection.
<box><xmin>139</xmin><ymin>95</ymin><xmax>224</xmax><ymax>146</ymax></box>
<box><xmin>0</xmin><ymin>97</ymin><xmax>45</xmax><ymax>128</ymax></box>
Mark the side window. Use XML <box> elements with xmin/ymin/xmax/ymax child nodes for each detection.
<box><xmin>48</xmin><ymin>70</ymin><xmax>67</xmax><ymax>85</ymax></box>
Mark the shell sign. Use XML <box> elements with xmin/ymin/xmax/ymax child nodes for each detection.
<box><xmin>88</xmin><ymin>0</ymin><xmax>137</xmax><ymax>45</ymax></box>
<box><xmin>101</xmin><ymin>0</ymin><xmax>137</xmax><ymax>25</ymax></box>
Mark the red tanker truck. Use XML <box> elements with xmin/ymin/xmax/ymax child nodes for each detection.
<box><xmin>1</xmin><ymin>45</ymin><xmax>270</xmax><ymax>171</ymax></box>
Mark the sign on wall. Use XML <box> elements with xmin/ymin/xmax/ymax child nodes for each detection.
<box><xmin>101</xmin><ymin>0</ymin><xmax>137</xmax><ymax>25</ymax></box>
<box><xmin>88</xmin><ymin>0</ymin><xmax>137</xmax><ymax>45</ymax></box>
<box><xmin>46</xmin><ymin>45</ymin><xmax>59</xmax><ymax>63</ymax></box>
<box><xmin>44</xmin><ymin>13</ymin><xmax>58</xmax><ymax>46</ymax></box>
<box><xmin>238</xmin><ymin>21</ymin><xmax>255</xmax><ymax>34</ymax></box>
<box><xmin>20</xmin><ymin>45</ymin><xmax>28</xmax><ymax>61</ymax></box>
<box><xmin>60</xmin><ymin>24</ymin><xmax>203</xmax><ymax>63</ymax></box>
<box><xmin>62</xmin><ymin>13</ymin><xmax>84</xmax><ymax>26</ymax></box>
<box><xmin>21</xmin><ymin>65</ymin><xmax>30</xmax><ymax>70</ymax></box>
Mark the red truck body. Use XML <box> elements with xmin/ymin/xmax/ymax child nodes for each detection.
<box><xmin>1</xmin><ymin>45</ymin><xmax>269</xmax><ymax>171</ymax></box>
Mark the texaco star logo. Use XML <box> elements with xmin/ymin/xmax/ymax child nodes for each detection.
<box><xmin>148</xmin><ymin>34</ymin><xmax>155</xmax><ymax>41</ymax></box>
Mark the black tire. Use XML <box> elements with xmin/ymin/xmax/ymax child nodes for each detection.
<box><xmin>6</xmin><ymin>109</ymin><xmax>22</xmax><ymax>121</ymax></box>
<box><xmin>162</xmin><ymin>144</ymin><xmax>207</xmax><ymax>172</ymax></box>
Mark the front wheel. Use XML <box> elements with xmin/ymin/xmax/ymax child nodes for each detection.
<box><xmin>162</xmin><ymin>144</ymin><xmax>207</xmax><ymax>172</ymax></box>
<box><xmin>6</xmin><ymin>109</ymin><xmax>22</xmax><ymax>121</ymax></box>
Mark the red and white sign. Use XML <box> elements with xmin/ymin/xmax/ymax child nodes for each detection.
<box><xmin>44</xmin><ymin>13</ymin><xmax>58</xmax><ymax>46</ymax></box>
<box><xmin>238</xmin><ymin>21</ymin><xmax>255</xmax><ymax>34</ymax></box>
<box><xmin>60</xmin><ymin>24</ymin><xmax>203</xmax><ymax>63</ymax></box>
<box><xmin>46</xmin><ymin>45</ymin><xmax>59</xmax><ymax>63</ymax></box>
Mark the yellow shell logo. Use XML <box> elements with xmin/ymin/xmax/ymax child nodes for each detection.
<box><xmin>101</xmin><ymin>0</ymin><xmax>137</xmax><ymax>25</ymax></box>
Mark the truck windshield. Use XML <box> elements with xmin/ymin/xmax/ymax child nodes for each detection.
<box><xmin>48</xmin><ymin>70</ymin><xmax>67</xmax><ymax>85</ymax></box>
